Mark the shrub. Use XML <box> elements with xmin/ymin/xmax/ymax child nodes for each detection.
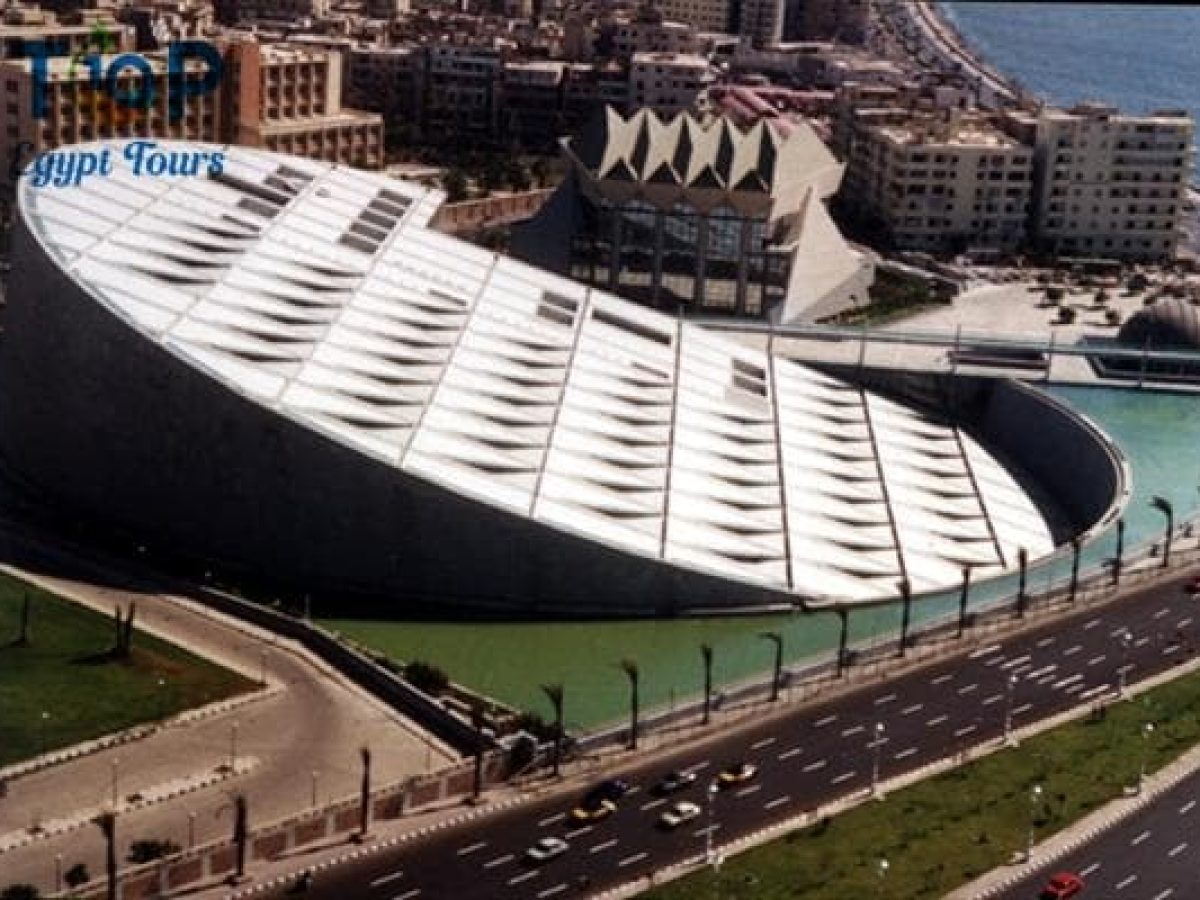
<box><xmin>64</xmin><ymin>864</ymin><xmax>89</xmax><ymax>889</ymax></box>
<box><xmin>0</xmin><ymin>886</ymin><xmax>40</xmax><ymax>900</ymax></box>
<box><xmin>127</xmin><ymin>839</ymin><xmax>181</xmax><ymax>864</ymax></box>
<box><xmin>1056</xmin><ymin>306</ymin><xmax>1076</xmax><ymax>324</ymax></box>
<box><xmin>404</xmin><ymin>660</ymin><xmax>450</xmax><ymax>695</ymax></box>
<box><xmin>1105</xmin><ymin>309</ymin><xmax>1121</xmax><ymax>326</ymax></box>
<box><xmin>1046</xmin><ymin>285</ymin><xmax>1065</xmax><ymax>303</ymax></box>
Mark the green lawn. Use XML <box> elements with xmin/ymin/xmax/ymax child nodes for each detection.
<box><xmin>646</xmin><ymin>670</ymin><xmax>1200</xmax><ymax>900</ymax></box>
<box><xmin>0</xmin><ymin>576</ymin><xmax>253</xmax><ymax>767</ymax></box>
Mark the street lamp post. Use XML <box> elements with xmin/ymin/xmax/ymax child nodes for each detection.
<box><xmin>1026</xmin><ymin>783</ymin><xmax>1043</xmax><ymax>861</ymax></box>
<box><xmin>1003</xmin><ymin>674</ymin><xmax>1018</xmax><ymax>747</ymax></box>
<box><xmin>701</xmin><ymin>644</ymin><xmax>714</xmax><ymax>725</ymax></box>
<box><xmin>1151</xmin><ymin>496</ymin><xmax>1174</xmax><ymax>568</ymax></box>
<box><xmin>110</xmin><ymin>757</ymin><xmax>119</xmax><ymax>807</ymax></box>
<box><xmin>1117</xmin><ymin>629</ymin><xmax>1133</xmax><ymax>697</ymax></box>
<box><xmin>1015</xmin><ymin>548</ymin><xmax>1029</xmax><ymax>618</ymax></box>
<box><xmin>870</xmin><ymin>722</ymin><xmax>886</xmax><ymax>799</ymax></box>
<box><xmin>310</xmin><ymin>770</ymin><xmax>319</xmax><ymax>808</ymax></box>
<box><xmin>897</xmin><ymin>579</ymin><xmax>913</xmax><ymax>658</ymax></box>
<box><xmin>957</xmin><ymin>566</ymin><xmax>972</xmax><ymax>638</ymax></box>
<box><xmin>156</xmin><ymin>677</ymin><xmax>167</xmax><ymax>721</ymax></box>
<box><xmin>1113</xmin><ymin>518</ymin><xmax>1125</xmax><ymax>585</ymax></box>
<box><xmin>1138</xmin><ymin>722</ymin><xmax>1155</xmax><ymax>795</ymax></box>
<box><xmin>39</xmin><ymin>710</ymin><xmax>50</xmax><ymax>757</ymax></box>
<box><xmin>877</xmin><ymin>858</ymin><xmax>889</xmax><ymax>898</ymax></box>
<box><xmin>836</xmin><ymin>609</ymin><xmax>850</xmax><ymax>678</ymax></box>
<box><xmin>759</xmin><ymin>632</ymin><xmax>783</xmax><ymax>702</ymax></box>
<box><xmin>1068</xmin><ymin>537</ymin><xmax>1082</xmax><ymax>604</ymax></box>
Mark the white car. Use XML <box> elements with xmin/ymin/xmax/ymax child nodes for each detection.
<box><xmin>524</xmin><ymin>836</ymin><xmax>569</xmax><ymax>864</ymax></box>
<box><xmin>658</xmin><ymin>801</ymin><xmax>702</xmax><ymax>830</ymax></box>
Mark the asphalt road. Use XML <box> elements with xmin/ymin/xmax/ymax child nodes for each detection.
<box><xmin>266</xmin><ymin>568</ymin><xmax>1200</xmax><ymax>900</ymax></box>
<box><xmin>997</xmin><ymin>768</ymin><xmax>1200</xmax><ymax>900</ymax></box>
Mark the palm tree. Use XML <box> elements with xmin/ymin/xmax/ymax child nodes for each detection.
<box><xmin>618</xmin><ymin>659</ymin><xmax>639</xmax><ymax>750</ymax></box>
<box><xmin>540</xmin><ymin>684</ymin><xmax>565</xmax><ymax>777</ymax></box>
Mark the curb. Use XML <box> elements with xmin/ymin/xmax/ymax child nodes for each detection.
<box><xmin>0</xmin><ymin>758</ymin><xmax>258</xmax><ymax>855</ymax></box>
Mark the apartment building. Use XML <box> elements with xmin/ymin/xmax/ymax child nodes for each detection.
<box><xmin>844</xmin><ymin>111</ymin><xmax>1032</xmax><ymax>253</ymax></box>
<box><xmin>1009</xmin><ymin>102</ymin><xmax>1195</xmax><ymax>261</ymax></box>
<box><xmin>219</xmin><ymin>0</ymin><xmax>331</xmax><ymax>26</ymax></box>
<box><xmin>0</xmin><ymin>6</ymin><xmax>133</xmax><ymax>59</ymax></box>
<box><xmin>500</xmin><ymin>59</ymin><xmax>565</xmax><ymax>149</ymax></box>
<box><xmin>226</xmin><ymin>41</ymin><xmax>382</xmax><ymax>169</ymax></box>
<box><xmin>423</xmin><ymin>43</ymin><xmax>502</xmax><ymax>137</ymax></box>
<box><xmin>347</xmin><ymin>44</ymin><xmax>422</xmax><ymax>132</ymax></box>
<box><xmin>655</xmin><ymin>0</ymin><xmax>784</xmax><ymax>46</ymax></box>
<box><xmin>629</xmin><ymin>51</ymin><xmax>714</xmax><ymax>117</ymax></box>
<box><xmin>606</xmin><ymin>15</ymin><xmax>699</xmax><ymax>58</ymax></box>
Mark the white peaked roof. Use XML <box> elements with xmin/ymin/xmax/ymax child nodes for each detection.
<box><xmin>19</xmin><ymin>142</ymin><xmax>1055</xmax><ymax>605</ymax></box>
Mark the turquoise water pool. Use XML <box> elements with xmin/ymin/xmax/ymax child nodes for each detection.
<box><xmin>325</xmin><ymin>385</ymin><xmax>1200</xmax><ymax>729</ymax></box>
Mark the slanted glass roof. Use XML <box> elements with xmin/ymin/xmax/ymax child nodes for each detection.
<box><xmin>19</xmin><ymin>142</ymin><xmax>1055</xmax><ymax>605</ymax></box>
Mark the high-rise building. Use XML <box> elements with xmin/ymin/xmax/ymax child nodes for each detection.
<box><xmin>629</xmin><ymin>51</ymin><xmax>714</xmax><ymax>118</ymax></box>
<box><xmin>843</xmin><ymin>110</ymin><xmax>1032</xmax><ymax>254</ymax></box>
<box><xmin>1012</xmin><ymin>103</ymin><xmax>1195</xmax><ymax>261</ymax></box>
<box><xmin>654</xmin><ymin>0</ymin><xmax>785</xmax><ymax>47</ymax></box>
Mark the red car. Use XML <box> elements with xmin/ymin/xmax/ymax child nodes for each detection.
<box><xmin>1039</xmin><ymin>872</ymin><xmax>1084</xmax><ymax>899</ymax></box>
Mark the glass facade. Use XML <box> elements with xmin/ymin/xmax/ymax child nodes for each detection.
<box><xmin>570</xmin><ymin>196</ymin><xmax>790</xmax><ymax>317</ymax></box>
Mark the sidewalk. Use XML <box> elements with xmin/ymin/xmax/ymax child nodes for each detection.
<box><xmin>0</xmin><ymin>530</ymin><xmax>456</xmax><ymax>895</ymax></box>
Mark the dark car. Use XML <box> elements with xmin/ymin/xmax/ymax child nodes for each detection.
<box><xmin>652</xmin><ymin>770</ymin><xmax>698</xmax><ymax>796</ymax></box>
<box><xmin>587</xmin><ymin>778</ymin><xmax>632</xmax><ymax>803</ymax></box>
<box><xmin>1039</xmin><ymin>871</ymin><xmax>1084</xmax><ymax>899</ymax></box>
<box><xmin>1186</xmin><ymin>574</ymin><xmax>1200</xmax><ymax>593</ymax></box>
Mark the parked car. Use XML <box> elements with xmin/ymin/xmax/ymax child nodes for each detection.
<box><xmin>658</xmin><ymin>801</ymin><xmax>702</xmax><ymax>830</ymax></box>
<box><xmin>716</xmin><ymin>762</ymin><xmax>758</xmax><ymax>787</ymax></box>
<box><xmin>569</xmin><ymin>798</ymin><xmax>616</xmax><ymax>824</ymax></box>
<box><xmin>524</xmin><ymin>837</ymin><xmax>569</xmax><ymax>864</ymax></box>
<box><xmin>1039</xmin><ymin>871</ymin><xmax>1084</xmax><ymax>899</ymax></box>
<box><xmin>652</xmin><ymin>770</ymin><xmax>698</xmax><ymax>796</ymax></box>
<box><xmin>588</xmin><ymin>778</ymin><xmax>632</xmax><ymax>802</ymax></box>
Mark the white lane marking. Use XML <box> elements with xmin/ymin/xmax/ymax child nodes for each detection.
<box><xmin>901</xmin><ymin>703</ymin><xmax>924</xmax><ymax>716</ymax></box>
<box><xmin>484</xmin><ymin>855</ymin><xmax>514</xmax><ymax>869</ymax></box>
<box><xmin>618</xmin><ymin>852</ymin><xmax>648</xmax><ymax>868</ymax></box>
<box><xmin>1116</xmin><ymin>874</ymin><xmax>1137</xmax><ymax>890</ymax></box>
<box><xmin>815</xmin><ymin>714</ymin><xmax>838</xmax><ymax>728</ymax></box>
<box><xmin>1165</xmin><ymin>644</ymin><xmax>1181</xmax><ymax>655</ymax></box>
<box><xmin>1169</xmin><ymin>842</ymin><xmax>1187</xmax><ymax>857</ymax></box>
<box><xmin>370</xmin><ymin>871</ymin><xmax>404</xmax><ymax>888</ymax></box>
<box><xmin>1136</xmin><ymin>637</ymin><xmax>1151</xmax><ymax>648</ymax></box>
<box><xmin>752</xmin><ymin>737</ymin><xmax>776</xmax><ymax>750</ymax></box>
<box><xmin>590</xmin><ymin>839</ymin><xmax>618</xmax><ymax>855</ymax></box>
<box><xmin>874</xmin><ymin>693</ymin><xmax>897</xmax><ymax>705</ymax></box>
<box><xmin>1014</xmin><ymin>703</ymin><xmax>1033</xmax><ymax>715</ymax></box>
<box><xmin>803</xmin><ymin>760</ymin><xmax>827</xmax><ymax>773</ymax></box>
<box><xmin>693</xmin><ymin>825</ymin><xmax>718</xmax><ymax>838</ymax></box>
<box><xmin>894</xmin><ymin>747</ymin><xmax>918</xmax><ymax>760</ymax></box>
<box><xmin>735</xmin><ymin>784</ymin><xmax>762</xmax><ymax>798</ymax></box>
<box><xmin>1001</xmin><ymin>655</ymin><xmax>1031</xmax><ymax>670</ymax></box>
<box><xmin>778</xmin><ymin>747</ymin><xmax>802</xmax><ymax>761</ymax></box>
<box><xmin>1154</xmin><ymin>607</ymin><xmax>1170</xmax><ymax>620</ymax></box>
<box><xmin>926</xmin><ymin>714</ymin><xmax>949</xmax><ymax>727</ymax></box>
<box><xmin>1087</xmin><ymin>654</ymin><xmax>1107</xmax><ymax>667</ymax></box>
<box><xmin>1036</xmin><ymin>636</ymin><xmax>1056</xmax><ymax>648</ymax></box>
<box><xmin>1063</xmin><ymin>645</ymin><xmax>1082</xmax><ymax>657</ymax></box>
<box><xmin>764</xmin><ymin>795</ymin><xmax>790</xmax><ymax>810</ymax></box>
<box><xmin>1064</xmin><ymin>683</ymin><xmax>1085</xmax><ymax>695</ymax></box>
<box><xmin>953</xmin><ymin>725</ymin><xmax>976</xmax><ymax>739</ymax></box>
<box><xmin>984</xmin><ymin>655</ymin><xmax>1006</xmax><ymax>667</ymax></box>
<box><xmin>565</xmin><ymin>826</ymin><xmax>593</xmax><ymax>840</ymax></box>
<box><xmin>1053</xmin><ymin>673</ymin><xmax>1084</xmax><ymax>689</ymax></box>
<box><xmin>537</xmin><ymin>885</ymin><xmax>567</xmax><ymax>899</ymax></box>
<box><xmin>1079</xmin><ymin>684</ymin><xmax>1111</xmax><ymax>701</ymax></box>
<box><xmin>842</xmin><ymin>725</ymin><xmax>865</xmax><ymax>738</ymax></box>
<box><xmin>538</xmin><ymin>813</ymin><xmax>565</xmax><ymax>827</ymax></box>
<box><xmin>1180</xmin><ymin>617</ymin><xmax>1194</xmax><ymax>628</ymax></box>
<box><xmin>1084</xmin><ymin>618</ymin><xmax>1101</xmax><ymax>630</ymax></box>
<box><xmin>1180</xmin><ymin>800</ymin><xmax>1196</xmax><ymax>815</ymax></box>
<box><xmin>394</xmin><ymin>891</ymin><xmax>422</xmax><ymax>900</ymax></box>
<box><xmin>1152</xmin><ymin>889</ymin><xmax>1174</xmax><ymax>900</ymax></box>
<box><xmin>640</xmin><ymin>798</ymin><xmax>666</xmax><ymax>812</ymax></box>
<box><xmin>626</xmin><ymin>786</ymin><xmax>641</xmax><ymax>796</ymax></box>
<box><xmin>1080</xmin><ymin>862</ymin><xmax>1101</xmax><ymax>877</ymax></box>
<box><xmin>1027</xmin><ymin>664</ymin><xmax>1058</xmax><ymax>679</ymax></box>
<box><xmin>931</xmin><ymin>673</ymin><xmax>953</xmax><ymax>685</ymax></box>
<box><xmin>982</xmin><ymin>693</ymin><xmax>1003</xmax><ymax>706</ymax></box>
<box><xmin>457</xmin><ymin>842</ymin><xmax>487</xmax><ymax>856</ymax></box>
<box><xmin>1131</xmin><ymin>829</ymin><xmax>1151</xmax><ymax>846</ymax></box>
<box><xmin>831</xmin><ymin>771</ymin><xmax>856</xmax><ymax>785</ymax></box>
<box><xmin>508</xmin><ymin>871</ymin><xmax>538</xmax><ymax>886</ymax></box>
<box><xmin>956</xmin><ymin>683</ymin><xmax>978</xmax><ymax>696</ymax></box>
<box><xmin>685</xmin><ymin>761</ymin><xmax>711</xmax><ymax>774</ymax></box>
<box><xmin>969</xmin><ymin>644</ymin><xmax>1002</xmax><ymax>659</ymax></box>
